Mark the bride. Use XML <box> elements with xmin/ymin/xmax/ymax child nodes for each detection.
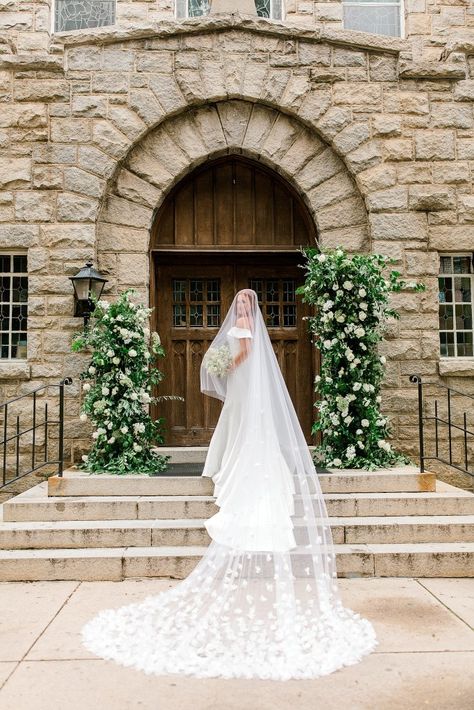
<box><xmin>81</xmin><ymin>288</ymin><xmax>378</xmax><ymax>680</ymax></box>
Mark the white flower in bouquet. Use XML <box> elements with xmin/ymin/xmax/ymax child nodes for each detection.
<box><xmin>204</xmin><ymin>344</ymin><xmax>233</xmax><ymax>377</ymax></box>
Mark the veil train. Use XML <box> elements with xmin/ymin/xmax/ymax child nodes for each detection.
<box><xmin>81</xmin><ymin>289</ymin><xmax>378</xmax><ymax>680</ymax></box>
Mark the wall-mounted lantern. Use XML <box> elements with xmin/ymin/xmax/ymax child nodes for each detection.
<box><xmin>69</xmin><ymin>261</ymin><xmax>108</xmax><ymax>329</ymax></box>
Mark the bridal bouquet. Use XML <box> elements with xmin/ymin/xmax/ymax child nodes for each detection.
<box><xmin>203</xmin><ymin>344</ymin><xmax>233</xmax><ymax>377</ymax></box>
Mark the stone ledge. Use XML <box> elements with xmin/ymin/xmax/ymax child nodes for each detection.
<box><xmin>438</xmin><ymin>359</ymin><xmax>474</xmax><ymax>377</ymax></box>
<box><xmin>0</xmin><ymin>361</ymin><xmax>31</xmax><ymax>381</ymax></box>
<box><xmin>398</xmin><ymin>61</ymin><xmax>466</xmax><ymax>81</ymax></box>
<box><xmin>52</xmin><ymin>13</ymin><xmax>410</xmax><ymax>55</ymax></box>
<box><xmin>0</xmin><ymin>54</ymin><xmax>64</xmax><ymax>72</ymax></box>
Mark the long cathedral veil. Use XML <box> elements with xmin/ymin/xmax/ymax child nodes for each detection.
<box><xmin>81</xmin><ymin>289</ymin><xmax>378</xmax><ymax>679</ymax></box>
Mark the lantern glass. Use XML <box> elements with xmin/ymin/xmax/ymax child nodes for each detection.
<box><xmin>73</xmin><ymin>279</ymin><xmax>90</xmax><ymax>301</ymax></box>
<box><xmin>90</xmin><ymin>279</ymin><xmax>105</xmax><ymax>299</ymax></box>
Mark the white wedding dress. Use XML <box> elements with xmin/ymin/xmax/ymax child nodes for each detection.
<box><xmin>80</xmin><ymin>290</ymin><xmax>378</xmax><ymax>680</ymax></box>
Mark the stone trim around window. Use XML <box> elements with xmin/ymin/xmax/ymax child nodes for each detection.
<box><xmin>438</xmin><ymin>359</ymin><xmax>474</xmax><ymax>378</ymax></box>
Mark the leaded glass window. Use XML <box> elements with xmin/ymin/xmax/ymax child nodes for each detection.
<box><xmin>172</xmin><ymin>278</ymin><xmax>221</xmax><ymax>328</ymax></box>
<box><xmin>343</xmin><ymin>0</ymin><xmax>403</xmax><ymax>38</ymax></box>
<box><xmin>54</xmin><ymin>0</ymin><xmax>116</xmax><ymax>33</ymax></box>
<box><xmin>176</xmin><ymin>0</ymin><xmax>283</xmax><ymax>20</ymax></box>
<box><xmin>249</xmin><ymin>278</ymin><xmax>296</xmax><ymax>328</ymax></box>
<box><xmin>438</xmin><ymin>255</ymin><xmax>474</xmax><ymax>358</ymax></box>
<box><xmin>0</xmin><ymin>254</ymin><xmax>28</xmax><ymax>360</ymax></box>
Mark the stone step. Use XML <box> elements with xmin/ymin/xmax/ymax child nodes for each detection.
<box><xmin>4</xmin><ymin>482</ymin><xmax>474</xmax><ymax>522</ymax></box>
<box><xmin>1</xmin><ymin>515</ymin><xmax>473</xmax><ymax>549</ymax></box>
<box><xmin>0</xmin><ymin>542</ymin><xmax>473</xmax><ymax>581</ymax></box>
<box><xmin>47</xmin><ymin>467</ymin><xmax>436</xmax><ymax>497</ymax></box>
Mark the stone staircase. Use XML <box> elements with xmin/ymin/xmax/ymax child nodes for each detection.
<box><xmin>1</xmin><ymin>454</ymin><xmax>473</xmax><ymax>581</ymax></box>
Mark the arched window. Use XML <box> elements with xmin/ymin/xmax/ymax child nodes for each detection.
<box><xmin>343</xmin><ymin>0</ymin><xmax>403</xmax><ymax>38</ymax></box>
<box><xmin>176</xmin><ymin>0</ymin><xmax>283</xmax><ymax>21</ymax></box>
<box><xmin>54</xmin><ymin>0</ymin><xmax>116</xmax><ymax>33</ymax></box>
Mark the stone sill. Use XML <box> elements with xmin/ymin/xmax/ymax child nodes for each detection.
<box><xmin>0</xmin><ymin>361</ymin><xmax>31</xmax><ymax>380</ymax></box>
<box><xmin>438</xmin><ymin>359</ymin><xmax>474</xmax><ymax>377</ymax></box>
<box><xmin>53</xmin><ymin>13</ymin><xmax>410</xmax><ymax>54</ymax></box>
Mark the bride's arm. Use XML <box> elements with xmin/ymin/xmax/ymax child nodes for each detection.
<box><xmin>230</xmin><ymin>318</ymin><xmax>252</xmax><ymax>370</ymax></box>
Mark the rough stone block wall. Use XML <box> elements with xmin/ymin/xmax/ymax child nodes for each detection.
<box><xmin>0</xmin><ymin>9</ymin><xmax>472</xmax><ymax>472</ymax></box>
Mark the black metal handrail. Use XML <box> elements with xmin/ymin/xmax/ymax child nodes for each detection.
<box><xmin>409</xmin><ymin>374</ymin><xmax>473</xmax><ymax>478</ymax></box>
<box><xmin>0</xmin><ymin>377</ymin><xmax>72</xmax><ymax>489</ymax></box>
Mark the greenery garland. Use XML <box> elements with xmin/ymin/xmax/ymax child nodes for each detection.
<box><xmin>72</xmin><ymin>289</ymin><xmax>172</xmax><ymax>474</ymax></box>
<box><xmin>296</xmin><ymin>246</ymin><xmax>425</xmax><ymax>470</ymax></box>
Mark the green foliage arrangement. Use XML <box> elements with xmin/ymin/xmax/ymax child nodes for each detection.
<box><xmin>296</xmin><ymin>246</ymin><xmax>425</xmax><ymax>470</ymax></box>
<box><xmin>71</xmin><ymin>289</ymin><xmax>172</xmax><ymax>475</ymax></box>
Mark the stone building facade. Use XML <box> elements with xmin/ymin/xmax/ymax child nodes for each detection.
<box><xmin>0</xmin><ymin>2</ymin><xmax>473</xmax><ymax>472</ymax></box>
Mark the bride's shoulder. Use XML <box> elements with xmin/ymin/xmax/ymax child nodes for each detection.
<box><xmin>228</xmin><ymin>318</ymin><xmax>253</xmax><ymax>338</ymax></box>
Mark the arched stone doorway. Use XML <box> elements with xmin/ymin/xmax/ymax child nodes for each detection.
<box><xmin>150</xmin><ymin>155</ymin><xmax>318</xmax><ymax>445</ymax></box>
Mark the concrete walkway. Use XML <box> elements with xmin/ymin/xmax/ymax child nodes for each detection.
<box><xmin>0</xmin><ymin>577</ymin><xmax>473</xmax><ymax>710</ymax></box>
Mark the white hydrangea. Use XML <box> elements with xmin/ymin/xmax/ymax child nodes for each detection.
<box><xmin>346</xmin><ymin>445</ymin><xmax>356</xmax><ymax>460</ymax></box>
<box><xmin>134</xmin><ymin>422</ymin><xmax>146</xmax><ymax>434</ymax></box>
<box><xmin>322</xmin><ymin>300</ymin><xmax>334</xmax><ymax>312</ymax></box>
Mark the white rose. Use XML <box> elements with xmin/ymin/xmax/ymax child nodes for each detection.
<box><xmin>101</xmin><ymin>387</ymin><xmax>110</xmax><ymax>396</ymax></box>
<box><xmin>332</xmin><ymin>458</ymin><xmax>342</xmax><ymax>466</ymax></box>
<box><xmin>355</xmin><ymin>327</ymin><xmax>365</xmax><ymax>338</ymax></box>
<box><xmin>88</xmin><ymin>366</ymin><xmax>96</xmax><ymax>375</ymax></box>
<box><xmin>361</xmin><ymin>419</ymin><xmax>370</xmax><ymax>427</ymax></box>
<box><xmin>133</xmin><ymin>443</ymin><xmax>142</xmax><ymax>452</ymax></box>
<box><xmin>113</xmin><ymin>357</ymin><xmax>120</xmax><ymax>365</ymax></box>
<box><xmin>79</xmin><ymin>412</ymin><xmax>88</xmax><ymax>421</ymax></box>
<box><xmin>323</xmin><ymin>339</ymin><xmax>332</xmax><ymax>349</ymax></box>
<box><xmin>343</xmin><ymin>280</ymin><xmax>353</xmax><ymax>290</ymax></box>
<box><xmin>359</xmin><ymin>312</ymin><xmax>367</xmax><ymax>321</ymax></box>
<box><xmin>81</xmin><ymin>454</ymin><xmax>89</xmax><ymax>462</ymax></box>
<box><xmin>359</xmin><ymin>288</ymin><xmax>366</xmax><ymax>297</ymax></box>
<box><xmin>130</xmin><ymin>392</ymin><xmax>138</xmax><ymax>401</ymax></box>
<box><xmin>120</xmin><ymin>426</ymin><xmax>129</xmax><ymax>434</ymax></box>
<box><xmin>108</xmin><ymin>437</ymin><xmax>115</xmax><ymax>444</ymax></box>
<box><xmin>336</xmin><ymin>314</ymin><xmax>345</xmax><ymax>323</ymax></box>
<box><xmin>380</xmin><ymin>355</ymin><xmax>387</xmax><ymax>364</ymax></box>
<box><xmin>317</xmin><ymin>254</ymin><xmax>326</xmax><ymax>263</ymax></box>
<box><xmin>360</xmin><ymin>302</ymin><xmax>368</xmax><ymax>311</ymax></box>
<box><xmin>106</xmin><ymin>349</ymin><xmax>115</xmax><ymax>358</ymax></box>
<box><xmin>129</xmin><ymin>349</ymin><xmax>137</xmax><ymax>357</ymax></box>
<box><xmin>82</xmin><ymin>383</ymin><xmax>91</xmax><ymax>392</ymax></box>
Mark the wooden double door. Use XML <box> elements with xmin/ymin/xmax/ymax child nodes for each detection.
<box><xmin>152</xmin><ymin>252</ymin><xmax>318</xmax><ymax>445</ymax></box>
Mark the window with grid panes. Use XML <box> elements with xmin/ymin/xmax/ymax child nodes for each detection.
<box><xmin>343</xmin><ymin>0</ymin><xmax>403</xmax><ymax>38</ymax></box>
<box><xmin>438</xmin><ymin>255</ymin><xmax>474</xmax><ymax>358</ymax></box>
<box><xmin>172</xmin><ymin>279</ymin><xmax>221</xmax><ymax>328</ymax></box>
<box><xmin>249</xmin><ymin>279</ymin><xmax>296</xmax><ymax>328</ymax></box>
<box><xmin>54</xmin><ymin>0</ymin><xmax>116</xmax><ymax>32</ymax></box>
<box><xmin>176</xmin><ymin>0</ymin><xmax>282</xmax><ymax>20</ymax></box>
<box><xmin>0</xmin><ymin>254</ymin><xmax>28</xmax><ymax>359</ymax></box>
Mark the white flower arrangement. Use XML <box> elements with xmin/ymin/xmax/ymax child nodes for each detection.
<box><xmin>297</xmin><ymin>246</ymin><xmax>422</xmax><ymax>468</ymax></box>
<box><xmin>204</xmin><ymin>344</ymin><xmax>233</xmax><ymax>377</ymax></box>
